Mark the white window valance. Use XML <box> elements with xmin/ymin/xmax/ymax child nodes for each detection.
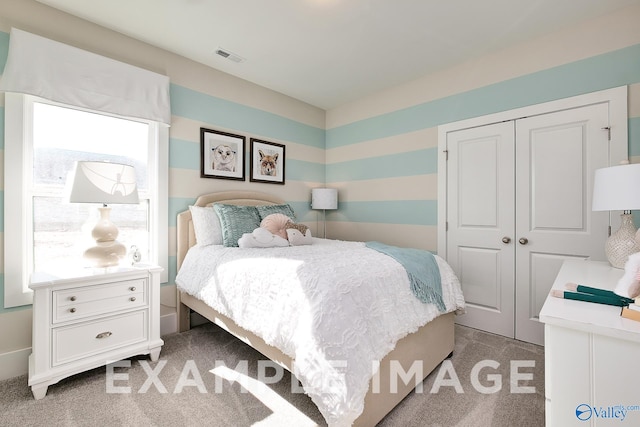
<box><xmin>0</xmin><ymin>28</ymin><xmax>171</xmax><ymax>125</ymax></box>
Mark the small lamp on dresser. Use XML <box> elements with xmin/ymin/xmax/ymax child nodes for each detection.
<box><xmin>311</xmin><ymin>188</ymin><xmax>338</xmax><ymax>238</ymax></box>
<box><xmin>67</xmin><ymin>161</ymin><xmax>139</xmax><ymax>267</ymax></box>
<box><xmin>592</xmin><ymin>161</ymin><xmax>640</xmax><ymax>268</ymax></box>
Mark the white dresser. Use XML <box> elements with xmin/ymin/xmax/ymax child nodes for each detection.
<box><xmin>28</xmin><ymin>264</ymin><xmax>164</xmax><ymax>399</ymax></box>
<box><xmin>540</xmin><ymin>260</ymin><xmax>640</xmax><ymax>426</ymax></box>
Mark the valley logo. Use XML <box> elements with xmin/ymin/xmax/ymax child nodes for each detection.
<box><xmin>576</xmin><ymin>403</ymin><xmax>640</xmax><ymax>422</ymax></box>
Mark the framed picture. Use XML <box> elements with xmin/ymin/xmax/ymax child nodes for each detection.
<box><xmin>250</xmin><ymin>138</ymin><xmax>285</xmax><ymax>184</ymax></box>
<box><xmin>200</xmin><ymin>128</ymin><xmax>245</xmax><ymax>180</ymax></box>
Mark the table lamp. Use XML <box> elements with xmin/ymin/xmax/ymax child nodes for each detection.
<box><xmin>592</xmin><ymin>162</ymin><xmax>640</xmax><ymax>268</ymax></box>
<box><xmin>67</xmin><ymin>161</ymin><xmax>139</xmax><ymax>267</ymax></box>
<box><xmin>311</xmin><ymin>188</ymin><xmax>338</xmax><ymax>238</ymax></box>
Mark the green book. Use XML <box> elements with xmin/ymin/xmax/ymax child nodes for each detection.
<box><xmin>562</xmin><ymin>291</ymin><xmax>628</xmax><ymax>307</ymax></box>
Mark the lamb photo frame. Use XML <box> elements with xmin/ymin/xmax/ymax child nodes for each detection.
<box><xmin>200</xmin><ymin>128</ymin><xmax>245</xmax><ymax>181</ymax></box>
<box><xmin>250</xmin><ymin>138</ymin><xmax>285</xmax><ymax>184</ymax></box>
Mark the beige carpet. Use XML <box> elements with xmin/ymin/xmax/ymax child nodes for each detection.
<box><xmin>0</xmin><ymin>323</ymin><xmax>544</xmax><ymax>426</ymax></box>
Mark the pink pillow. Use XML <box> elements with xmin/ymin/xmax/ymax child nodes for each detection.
<box><xmin>260</xmin><ymin>213</ymin><xmax>291</xmax><ymax>240</ymax></box>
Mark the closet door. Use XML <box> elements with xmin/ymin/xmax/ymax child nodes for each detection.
<box><xmin>446</xmin><ymin>122</ymin><xmax>515</xmax><ymax>337</ymax></box>
<box><xmin>514</xmin><ymin>103</ymin><xmax>610</xmax><ymax>345</ymax></box>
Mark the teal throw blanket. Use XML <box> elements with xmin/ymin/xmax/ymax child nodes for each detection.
<box><xmin>366</xmin><ymin>241</ymin><xmax>445</xmax><ymax>312</ymax></box>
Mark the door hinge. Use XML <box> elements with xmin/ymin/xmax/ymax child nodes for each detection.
<box><xmin>446</xmin><ymin>221</ymin><xmax>449</xmax><ymax>231</ymax></box>
<box><xmin>443</xmin><ymin>149</ymin><xmax>449</xmax><ymax>161</ymax></box>
<box><xmin>602</xmin><ymin>126</ymin><xmax>611</xmax><ymax>141</ymax></box>
<box><xmin>608</xmin><ymin>225</ymin><xmax>611</xmax><ymax>237</ymax></box>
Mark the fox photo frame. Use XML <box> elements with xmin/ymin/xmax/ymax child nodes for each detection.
<box><xmin>200</xmin><ymin>128</ymin><xmax>245</xmax><ymax>181</ymax></box>
<box><xmin>250</xmin><ymin>138</ymin><xmax>285</xmax><ymax>184</ymax></box>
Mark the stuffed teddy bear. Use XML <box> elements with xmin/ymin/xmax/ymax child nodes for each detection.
<box><xmin>615</xmin><ymin>252</ymin><xmax>640</xmax><ymax>299</ymax></box>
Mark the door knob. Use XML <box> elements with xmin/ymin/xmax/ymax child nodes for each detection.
<box><xmin>502</xmin><ymin>237</ymin><xmax>511</xmax><ymax>244</ymax></box>
<box><xmin>519</xmin><ymin>237</ymin><xmax>529</xmax><ymax>245</ymax></box>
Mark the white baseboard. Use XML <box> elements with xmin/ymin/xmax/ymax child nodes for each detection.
<box><xmin>0</xmin><ymin>347</ymin><xmax>30</xmax><ymax>381</ymax></box>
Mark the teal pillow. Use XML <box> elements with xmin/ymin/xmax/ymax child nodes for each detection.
<box><xmin>213</xmin><ymin>204</ymin><xmax>261</xmax><ymax>247</ymax></box>
<box><xmin>256</xmin><ymin>204</ymin><xmax>296</xmax><ymax>221</ymax></box>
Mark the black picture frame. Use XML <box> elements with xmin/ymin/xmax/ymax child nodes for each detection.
<box><xmin>249</xmin><ymin>138</ymin><xmax>285</xmax><ymax>185</ymax></box>
<box><xmin>200</xmin><ymin>128</ymin><xmax>245</xmax><ymax>181</ymax></box>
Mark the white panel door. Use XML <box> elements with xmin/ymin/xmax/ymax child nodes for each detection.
<box><xmin>514</xmin><ymin>103</ymin><xmax>610</xmax><ymax>345</ymax></box>
<box><xmin>446</xmin><ymin>122</ymin><xmax>515</xmax><ymax>337</ymax></box>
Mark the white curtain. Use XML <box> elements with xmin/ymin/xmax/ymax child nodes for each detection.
<box><xmin>0</xmin><ymin>28</ymin><xmax>171</xmax><ymax>125</ymax></box>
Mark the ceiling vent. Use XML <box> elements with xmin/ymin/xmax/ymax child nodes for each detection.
<box><xmin>215</xmin><ymin>48</ymin><xmax>245</xmax><ymax>63</ymax></box>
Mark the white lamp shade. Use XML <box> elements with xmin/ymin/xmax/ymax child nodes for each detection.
<box><xmin>67</xmin><ymin>161</ymin><xmax>139</xmax><ymax>205</ymax></box>
<box><xmin>592</xmin><ymin>163</ymin><xmax>640</xmax><ymax>211</ymax></box>
<box><xmin>311</xmin><ymin>188</ymin><xmax>338</xmax><ymax>210</ymax></box>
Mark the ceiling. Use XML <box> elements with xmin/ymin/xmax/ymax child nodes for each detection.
<box><xmin>36</xmin><ymin>0</ymin><xmax>640</xmax><ymax>110</ymax></box>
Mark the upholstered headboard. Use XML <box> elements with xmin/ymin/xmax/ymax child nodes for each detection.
<box><xmin>176</xmin><ymin>191</ymin><xmax>285</xmax><ymax>271</ymax></box>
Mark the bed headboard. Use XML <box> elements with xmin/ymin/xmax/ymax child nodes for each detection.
<box><xmin>176</xmin><ymin>191</ymin><xmax>285</xmax><ymax>271</ymax></box>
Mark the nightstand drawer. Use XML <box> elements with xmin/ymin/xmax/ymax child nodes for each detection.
<box><xmin>53</xmin><ymin>278</ymin><xmax>147</xmax><ymax>323</ymax></box>
<box><xmin>52</xmin><ymin>310</ymin><xmax>148</xmax><ymax>366</ymax></box>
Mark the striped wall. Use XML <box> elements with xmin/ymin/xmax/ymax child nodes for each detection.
<box><xmin>324</xmin><ymin>4</ymin><xmax>640</xmax><ymax>252</ymax></box>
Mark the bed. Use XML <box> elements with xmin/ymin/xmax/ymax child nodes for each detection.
<box><xmin>175</xmin><ymin>191</ymin><xmax>465</xmax><ymax>427</ymax></box>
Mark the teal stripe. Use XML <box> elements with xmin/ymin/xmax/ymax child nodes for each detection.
<box><xmin>288</xmin><ymin>201</ymin><xmax>314</xmax><ymax>222</ymax></box>
<box><xmin>327</xmin><ymin>44</ymin><xmax>640</xmax><ymax>148</ymax></box>
<box><xmin>286</xmin><ymin>159</ymin><xmax>325</xmax><ymax>183</ymax></box>
<box><xmin>330</xmin><ymin>200</ymin><xmax>437</xmax><ymax>225</ymax></box>
<box><xmin>327</xmin><ymin>148</ymin><xmax>437</xmax><ymax>182</ymax></box>
<box><xmin>171</xmin><ymin>84</ymin><xmax>325</xmax><ymax>149</ymax></box>
<box><xmin>630</xmin><ymin>117</ymin><xmax>640</xmax><ymax>157</ymax></box>
<box><xmin>0</xmin><ymin>30</ymin><xmax>8</xmax><ymax>73</ymax></box>
<box><xmin>169</xmin><ymin>137</ymin><xmax>199</xmax><ymax>170</ymax></box>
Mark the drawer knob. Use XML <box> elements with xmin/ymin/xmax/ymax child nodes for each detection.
<box><xmin>69</xmin><ymin>308</ymin><xmax>76</xmax><ymax>313</ymax></box>
<box><xmin>129</xmin><ymin>286</ymin><xmax>136</xmax><ymax>292</ymax></box>
<box><xmin>95</xmin><ymin>331</ymin><xmax>112</xmax><ymax>339</ymax></box>
<box><xmin>130</xmin><ymin>297</ymin><xmax>136</xmax><ymax>302</ymax></box>
<box><xmin>70</xmin><ymin>296</ymin><xmax>77</xmax><ymax>302</ymax></box>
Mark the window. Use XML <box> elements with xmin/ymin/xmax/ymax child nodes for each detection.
<box><xmin>5</xmin><ymin>93</ymin><xmax>168</xmax><ymax>308</ymax></box>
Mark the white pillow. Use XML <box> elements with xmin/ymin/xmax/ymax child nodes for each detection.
<box><xmin>189</xmin><ymin>205</ymin><xmax>222</xmax><ymax>246</ymax></box>
<box><xmin>238</xmin><ymin>227</ymin><xmax>290</xmax><ymax>248</ymax></box>
<box><xmin>286</xmin><ymin>228</ymin><xmax>313</xmax><ymax>246</ymax></box>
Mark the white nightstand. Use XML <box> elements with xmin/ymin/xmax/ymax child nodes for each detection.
<box><xmin>28</xmin><ymin>264</ymin><xmax>164</xmax><ymax>400</ymax></box>
<box><xmin>540</xmin><ymin>260</ymin><xmax>640</xmax><ymax>426</ymax></box>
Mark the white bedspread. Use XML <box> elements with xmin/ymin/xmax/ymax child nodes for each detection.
<box><xmin>176</xmin><ymin>238</ymin><xmax>465</xmax><ymax>427</ymax></box>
